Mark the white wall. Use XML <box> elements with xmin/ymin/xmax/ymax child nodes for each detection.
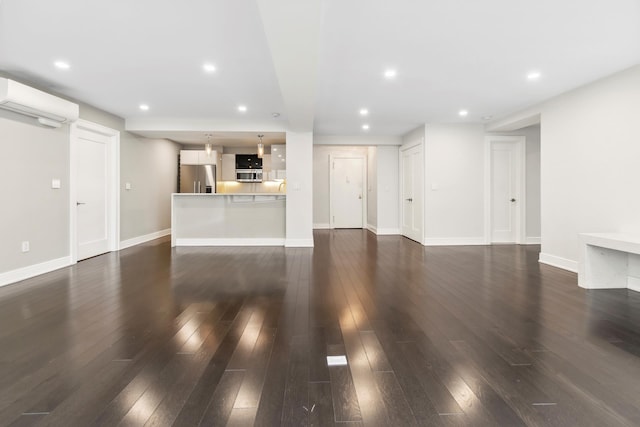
<box><xmin>375</xmin><ymin>146</ymin><xmax>400</xmax><ymax>234</ymax></box>
<box><xmin>79</xmin><ymin>103</ymin><xmax>180</xmax><ymax>242</ymax></box>
<box><xmin>315</xmin><ymin>135</ymin><xmax>402</xmax><ymax>146</ymax></box>
<box><xmin>488</xmin><ymin>125</ymin><xmax>541</xmax><ymax>241</ymax></box>
<box><xmin>424</xmin><ymin>124</ymin><xmax>485</xmax><ymax>244</ymax></box>
<box><xmin>0</xmin><ymin>110</ymin><xmax>70</xmax><ymax>273</ymax></box>
<box><xmin>285</xmin><ymin>131</ymin><xmax>314</xmax><ymax>246</ymax></box>
<box><xmin>0</xmin><ymin>85</ymin><xmax>180</xmax><ymax>285</ymax></box>
<box><xmin>538</xmin><ymin>65</ymin><xmax>640</xmax><ymax>270</ymax></box>
<box><xmin>367</xmin><ymin>147</ymin><xmax>378</xmax><ymax>229</ymax></box>
<box><xmin>120</xmin><ymin>136</ymin><xmax>179</xmax><ymax>240</ymax></box>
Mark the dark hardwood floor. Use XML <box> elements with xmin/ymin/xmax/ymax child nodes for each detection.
<box><xmin>2</xmin><ymin>230</ymin><xmax>640</xmax><ymax>426</ymax></box>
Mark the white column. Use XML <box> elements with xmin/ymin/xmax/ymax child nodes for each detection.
<box><xmin>285</xmin><ymin>131</ymin><xmax>314</xmax><ymax>247</ymax></box>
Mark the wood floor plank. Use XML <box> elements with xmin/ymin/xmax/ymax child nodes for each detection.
<box><xmin>1</xmin><ymin>231</ymin><xmax>640</xmax><ymax>426</ymax></box>
<box><xmin>197</xmin><ymin>370</ymin><xmax>245</xmax><ymax>426</ymax></box>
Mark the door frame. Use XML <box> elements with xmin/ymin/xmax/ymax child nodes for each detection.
<box><xmin>484</xmin><ymin>135</ymin><xmax>526</xmax><ymax>244</ymax></box>
<box><xmin>69</xmin><ymin>119</ymin><xmax>120</xmax><ymax>263</ymax></box>
<box><xmin>329</xmin><ymin>154</ymin><xmax>367</xmax><ymax>229</ymax></box>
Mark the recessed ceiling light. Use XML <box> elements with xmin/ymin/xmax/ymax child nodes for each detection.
<box><xmin>459</xmin><ymin>110</ymin><xmax>468</xmax><ymax>117</ymax></box>
<box><xmin>238</xmin><ymin>105</ymin><xmax>247</xmax><ymax>113</ymax></box>
<box><xmin>383</xmin><ymin>69</ymin><xmax>397</xmax><ymax>79</ymax></box>
<box><xmin>203</xmin><ymin>63</ymin><xmax>216</xmax><ymax>73</ymax></box>
<box><xmin>362</xmin><ymin>124</ymin><xmax>370</xmax><ymax>130</ymax></box>
<box><xmin>527</xmin><ymin>71</ymin><xmax>541</xmax><ymax>81</ymax></box>
<box><xmin>272</xmin><ymin>112</ymin><xmax>280</xmax><ymax>118</ymax></box>
<box><xmin>359</xmin><ymin>108</ymin><xmax>369</xmax><ymax>116</ymax></box>
<box><xmin>481</xmin><ymin>115</ymin><xmax>493</xmax><ymax>121</ymax></box>
<box><xmin>273</xmin><ymin>148</ymin><xmax>278</xmax><ymax>152</ymax></box>
<box><xmin>139</xmin><ymin>104</ymin><xmax>149</xmax><ymax>111</ymax></box>
<box><xmin>54</xmin><ymin>61</ymin><xmax>70</xmax><ymax>70</ymax></box>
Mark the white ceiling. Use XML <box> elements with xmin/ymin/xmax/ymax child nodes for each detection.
<box><xmin>1</xmin><ymin>0</ymin><xmax>639</xmax><ymax>138</ymax></box>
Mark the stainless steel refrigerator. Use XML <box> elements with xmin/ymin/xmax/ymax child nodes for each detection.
<box><xmin>180</xmin><ymin>164</ymin><xmax>217</xmax><ymax>193</ymax></box>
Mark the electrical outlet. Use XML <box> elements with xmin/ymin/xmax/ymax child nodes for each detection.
<box><xmin>21</xmin><ymin>241</ymin><xmax>30</xmax><ymax>252</ymax></box>
<box><xmin>51</xmin><ymin>179</ymin><xmax>61</xmax><ymax>189</ymax></box>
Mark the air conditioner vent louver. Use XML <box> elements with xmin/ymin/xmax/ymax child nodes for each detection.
<box><xmin>0</xmin><ymin>78</ymin><xmax>79</xmax><ymax>125</ymax></box>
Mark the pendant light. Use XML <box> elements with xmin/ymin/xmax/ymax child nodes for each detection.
<box><xmin>205</xmin><ymin>134</ymin><xmax>213</xmax><ymax>157</ymax></box>
<box><xmin>257</xmin><ymin>134</ymin><xmax>264</xmax><ymax>158</ymax></box>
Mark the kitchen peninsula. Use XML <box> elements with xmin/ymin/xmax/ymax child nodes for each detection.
<box><xmin>171</xmin><ymin>193</ymin><xmax>286</xmax><ymax>247</ymax></box>
<box><xmin>172</xmin><ymin>142</ymin><xmax>287</xmax><ymax>247</ymax></box>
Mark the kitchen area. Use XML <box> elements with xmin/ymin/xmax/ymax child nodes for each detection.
<box><xmin>171</xmin><ymin>133</ymin><xmax>287</xmax><ymax>247</ymax></box>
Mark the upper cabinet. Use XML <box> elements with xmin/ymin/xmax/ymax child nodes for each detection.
<box><xmin>180</xmin><ymin>150</ymin><xmax>217</xmax><ymax>165</ymax></box>
<box><xmin>270</xmin><ymin>144</ymin><xmax>286</xmax><ymax>180</ymax></box>
<box><xmin>271</xmin><ymin>144</ymin><xmax>286</xmax><ymax>170</ymax></box>
<box><xmin>221</xmin><ymin>154</ymin><xmax>236</xmax><ymax>181</ymax></box>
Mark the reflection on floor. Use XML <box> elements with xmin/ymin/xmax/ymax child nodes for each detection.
<box><xmin>1</xmin><ymin>230</ymin><xmax>640</xmax><ymax>426</ymax></box>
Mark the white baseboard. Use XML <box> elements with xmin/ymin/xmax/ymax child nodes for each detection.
<box><xmin>539</xmin><ymin>252</ymin><xmax>578</xmax><ymax>273</ymax></box>
<box><xmin>526</xmin><ymin>237</ymin><xmax>541</xmax><ymax>244</ymax></box>
<box><xmin>423</xmin><ymin>237</ymin><xmax>486</xmax><ymax>246</ymax></box>
<box><xmin>0</xmin><ymin>256</ymin><xmax>72</xmax><ymax>288</ymax></box>
<box><xmin>120</xmin><ymin>228</ymin><xmax>171</xmax><ymax>250</ymax></box>
<box><xmin>366</xmin><ymin>225</ymin><xmax>400</xmax><ymax>235</ymax></box>
<box><xmin>313</xmin><ymin>223</ymin><xmax>331</xmax><ymax>229</ymax></box>
<box><xmin>176</xmin><ymin>238</ymin><xmax>285</xmax><ymax>247</ymax></box>
<box><xmin>376</xmin><ymin>227</ymin><xmax>401</xmax><ymax>235</ymax></box>
<box><xmin>285</xmin><ymin>238</ymin><xmax>314</xmax><ymax>248</ymax></box>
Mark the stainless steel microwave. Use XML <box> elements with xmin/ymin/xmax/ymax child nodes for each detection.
<box><xmin>236</xmin><ymin>169</ymin><xmax>263</xmax><ymax>182</ymax></box>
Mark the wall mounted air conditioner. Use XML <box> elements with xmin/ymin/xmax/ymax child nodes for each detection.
<box><xmin>0</xmin><ymin>77</ymin><xmax>79</xmax><ymax>128</ymax></box>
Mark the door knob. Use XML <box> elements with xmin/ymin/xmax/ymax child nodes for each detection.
<box><xmin>358</xmin><ymin>194</ymin><xmax>362</xmax><ymax>199</ymax></box>
<box><xmin>405</xmin><ymin>198</ymin><xmax>413</xmax><ymax>202</ymax></box>
<box><xmin>510</xmin><ymin>198</ymin><xmax>516</xmax><ymax>202</ymax></box>
<box><xmin>76</xmin><ymin>202</ymin><xmax>86</xmax><ymax>206</ymax></box>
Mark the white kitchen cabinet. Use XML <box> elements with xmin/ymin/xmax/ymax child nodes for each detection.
<box><xmin>180</xmin><ymin>150</ymin><xmax>217</xmax><ymax>165</ymax></box>
<box><xmin>271</xmin><ymin>144</ymin><xmax>286</xmax><ymax>179</ymax></box>
<box><xmin>221</xmin><ymin>154</ymin><xmax>236</xmax><ymax>181</ymax></box>
<box><xmin>180</xmin><ymin>150</ymin><xmax>199</xmax><ymax>165</ymax></box>
<box><xmin>262</xmin><ymin>154</ymin><xmax>272</xmax><ymax>179</ymax></box>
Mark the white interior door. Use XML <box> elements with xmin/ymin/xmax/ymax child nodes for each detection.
<box><xmin>491</xmin><ymin>141</ymin><xmax>518</xmax><ymax>243</ymax></box>
<box><xmin>401</xmin><ymin>145</ymin><xmax>423</xmax><ymax>243</ymax></box>
<box><xmin>331</xmin><ymin>157</ymin><xmax>364</xmax><ymax>228</ymax></box>
<box><xmin>76</xmin><ymin>128</ymin><xmax>112</xmax><ymax>260</ymax></box>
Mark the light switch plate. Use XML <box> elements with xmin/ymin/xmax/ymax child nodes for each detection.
<box><xmin>125</xmin><ymin>182</ymin><xmax>132</xmax><ymax>190</ymax></box>
<box><xmin>51</xmin><ymin>179</ymin><xmax>61</xmax><ymax>189</ymax></box>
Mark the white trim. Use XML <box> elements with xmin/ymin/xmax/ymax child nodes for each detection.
<box><xmin>484</xmin><ymin>135</ymin><xmax>526</xmax><ymax>245</ymax></box>
<box><xmin>423</xmin><ymin>237</ymin><xmax>486</xmax><ymax>246</ymax></box>
<box><xmin>285</xmin><ymin>238</ymin><xmax>315</xmax><ymax>247</ymax></box>
<box><xmin>176</xmin><ymin>238</ymin><xmax>286</xmax><ymax>247</ymax></box>
<box><xmin>628</xmin><ymin>278</ymin><xmax>640</xmax><ymax>293</ymax></box>
<box><xmin>539</xmin><ymin>252</ymin><xmax>578</xmax><ymax>272</ymax></box>
<box><xmin>0</xmin><ymin>256</ymin><xmax>72</xmax><ymax>288</ymax></box>
<box><xmin>120</xmin><ymin>229</ymin><xmax>171</xmax><ymax>250</ymax></box>
<box><xmin>376</xmin><ymin>228</ymin><xmax>401</xmax><ymax>235</ymax></box>
<box><xmin>70</xmin><ymin>119</ymin><xmax>120</xmax><ymax>263</ymax></box>
<box><xmin>329</xmin><ymin>154</ymin><xmax>367</xmax><ymax>229</ymax></box>
<box><xmin>313</xmin><ymin>223</ymin><xmax>331</xmax><ymax>229</ymax></box>
<box><xmin>526</xmin><ymin>237</ymin><xmax>541</xmax><ymax>244</ymax></box>
<box><xmin>367</xmin><ymin>225</ymin><xmax>401</xmax><ymax>235</ymax></box>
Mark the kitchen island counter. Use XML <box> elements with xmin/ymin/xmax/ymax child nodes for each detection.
<box><xmin>171</xmin><ymin>193</ymin><xmax>286</xmax><ymax>246</ymax></box>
